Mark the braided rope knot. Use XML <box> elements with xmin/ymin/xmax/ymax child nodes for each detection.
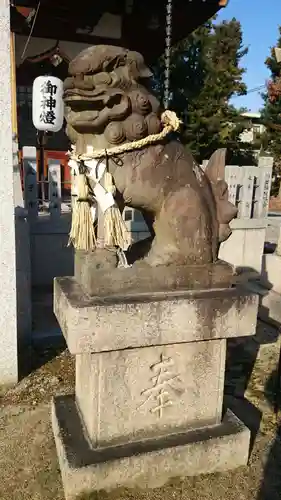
<box><xmin>161</xmin><ymin>110</ymin><xmax>181</xmax><ymax>132</ymax></box>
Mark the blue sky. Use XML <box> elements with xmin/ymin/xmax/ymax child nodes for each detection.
<box><xmin>216</xmin><ymin>0</ymin><xmax>281</xmax><ymax>112</ymax></box>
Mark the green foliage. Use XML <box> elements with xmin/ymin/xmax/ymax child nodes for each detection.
<box><xmin>153</xmin><ymin>17</ymin><xmax>255</xmax><ymax>164</ymax></box>
<box><xmin>260</xmin><ymin>26</ymin><xmax>281</xmax><ymax>195</ymax></box>
<box><xmin>261</xmin><ymin>27</ymin><xmax>281</xmax><ymax>165</ymax></box>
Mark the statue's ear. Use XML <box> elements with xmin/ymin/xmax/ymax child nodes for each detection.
<box><xmin>205</xmin><ymin>148</ymin><xmax>226</xmax><ymax>184</ymax></box>
<box><xmin>127</xmin><ymin>51</ymin><xmax>153</xmax><ymax>79</ymax></box>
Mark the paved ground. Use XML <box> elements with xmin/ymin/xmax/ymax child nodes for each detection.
<box><xmin>0</xmin><ymin>321</ymin><xmax>281</xmax><ymax>500</ymax></box>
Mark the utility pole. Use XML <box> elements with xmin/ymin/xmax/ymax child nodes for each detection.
<box><xmin>275</xmin><ymin>47</ymin><xmax>281</xmax><ymax>63</ymax></box>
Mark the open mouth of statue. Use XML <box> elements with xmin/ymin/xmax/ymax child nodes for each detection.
<box><xmin>63</xmin><ymin>88</ymin><xmax>106</xmax><ymax>108</ymax></box>
<box><xmin>64</xmin><ymin>88</ymin><xmax>104</xmax><ymax>98</ymax></box>
<box><xmin>64</xmin><ymin>89</ymin><xmax>131</xmax><ymax>132</ymax></box>
<box><xmin>64</xmin><ymin>88</ymin><xmax>125</xmax><ymax>109</ymax></box>
<box><xmin>64</xmin><ymin>91</ymin><xmax>131</xmax><ymax>132</ymax></box>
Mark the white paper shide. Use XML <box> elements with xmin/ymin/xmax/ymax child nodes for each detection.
<box><xmin>32</xmin><ymin>76</ymin><xmax>64</xmax><ymax>132</ymax></box>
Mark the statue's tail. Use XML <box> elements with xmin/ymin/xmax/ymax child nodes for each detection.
<box><xmin>204</xmin><ymin>149</ymin><xmax>238</xmax><ymax>243</ymax></box>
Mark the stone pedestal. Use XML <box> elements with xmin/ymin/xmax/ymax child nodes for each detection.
<box><xmin>52</xmin><ymin>276</ymin><xmax>258</xmax><ymax>500</ymax></box>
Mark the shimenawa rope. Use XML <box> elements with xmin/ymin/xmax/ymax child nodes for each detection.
<box><xmin>68</xmin><ymin>110</ymin><xmax>181</xmax><ymax>252</ymax></box>
<box><xmin>71</xmin><ymin>111</ymin><xmax>181</xmax><ymax>162</ymax></box>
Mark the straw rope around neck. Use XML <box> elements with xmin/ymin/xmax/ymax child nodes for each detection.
<box><xmin>70</xmin><ymin>110</ymin><xmax>181</xmax><ymax>162</ymax></box>
<box><xmin>68</xmin><ymin>110</ymin><xmax>181</xmax><ymax>253</ymax></box>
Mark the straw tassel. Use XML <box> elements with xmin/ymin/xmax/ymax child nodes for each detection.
<box><xmin>68</xmin><ymin>173</ymin><xmax>96</xmax><ymax>251</ymax></box>
<box><xmin>103</xmin><ymin>171</ymin><xmax>131</xmax><ymax>251</ymax></box>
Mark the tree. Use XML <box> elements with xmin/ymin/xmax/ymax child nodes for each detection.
<box><xmin>153</xmin><ymin>17</ymin><xmax>254</xmax><ymax>164</ymax></box>
<box><xmin>260</xmin><ymin>26</ymin><xmax>281</xmax><ymax>197</ymax></box>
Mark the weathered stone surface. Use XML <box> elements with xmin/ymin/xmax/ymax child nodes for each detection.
<box><xmin>261</xmin><ymin>253</ymin><xmax>281</xmax><ymax>293</ymax></box>
<box><xmin>219</xmin><ymin>219</ymin><xmax>267</xmax><ymax>274</ymax></box>
<box><xmin>54</xmin><ymin>277</ymin><xmax>258</xmax><ymax>354</ymax></box>
<box><xmin>75</xmin><ymin>340</ymin><xmax>226</xmax><ymax>448</ymax></box>
<box><xmin>64</xmin><ymin>45</ymin><xmax>237</xmax><ymax>268</ymax></box>
<box><xmin>0</xmin><ymin>5</ymin><xmax>20</xmax><ymax>385</ymax></box>
<box><xmin>52</xmin><ymin>395</ymin><xmax>251</xmax><ymax>500</ymax></box>
<box><xmin>259</xmin><ymin>288</ymin><xmax>281</xmax><ymax>326</ymax></box>
<box><xmin>75</xmin><ymin>252</ymin><xmax>235</xmax><ymax>296</ymax></box>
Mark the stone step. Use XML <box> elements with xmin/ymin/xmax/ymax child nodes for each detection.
<box><xmin>259</xmin><ymin>289</ymin><xmax>281</xmax><ymax>326</ymax></box>
<box><xmin>242</xmin><ymin>279</ymin><xmax>281</xmax><ymax>327</ymax></box>
<box><xmin>244</xmin><ymin>281</ymin><xmax>270</xmax><ymax>296</ymax></box>
<box><xmin>32</xmin><ymin>287</ymin><xmax>62</xmax><ymax>341</ymax></box>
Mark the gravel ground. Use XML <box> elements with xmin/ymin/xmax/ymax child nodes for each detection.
<box><xmin>0</xmin><ymin>321</ymin><xmax>281</xmax><ymax>500</ymax></box>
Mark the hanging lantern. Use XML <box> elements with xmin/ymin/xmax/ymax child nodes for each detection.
<box><xmin>32</xmin><ymin>76</ymin><xmax>64</xmax><ymax>132</ymax></box>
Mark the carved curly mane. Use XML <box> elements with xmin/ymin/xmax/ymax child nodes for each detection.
<box><xmin>64</xmin><ymin>45</ymin><xmax>163</xmax><ymax>153</ymax></box>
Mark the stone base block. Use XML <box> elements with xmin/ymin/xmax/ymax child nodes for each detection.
<box><xmin>52</xmin><ymin>395</ymin><xmax>251</xmax><ymax>500</ymax></box>
<box><xmin>75</xmin><ymin>341</ymin><xmax>226</xmax><ymax>447</ymax></box>
<box><xmin>218</xmin><ymin>219</ymin><xmax>266</xmax><ymax>273</ymax></box>
<box><xmin>54</xmin><ymin>277</ymin><xmax>258</xmax><ymax>353</ymax></box>
<box><xmin>75</xmin><ymin>251</ymin><xmax>235</xmax><ymax>296</ymax></box>
<box><xmin>261</xmin><ymin>254</ymin><xmax>281</xmax><ymax>294</ymax></box>
<box><xmin>259</xmin><ymin>288</ymin><xmax>281</xmax><ymax>326</ymax></box>
<box><xmin>244</xmin><ymin>280</ymin><xmax>281</xmax><ymax>326</ymax></box>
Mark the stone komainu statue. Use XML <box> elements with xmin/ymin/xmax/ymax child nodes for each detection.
<box><xmin>64</xmin><ymin>45</ymin><xmax>237</xmax><ymax>268</ymax></box>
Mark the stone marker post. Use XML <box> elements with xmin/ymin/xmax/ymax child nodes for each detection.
<box><xmin>0</xmin><ymin>3</ymin><xmax>32</xmax><ymax>385</ymax></box>
<box><xmin>0</xmin><ymin>2</ymin><xmax>19</xmax><ymax>385</ymax></box>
